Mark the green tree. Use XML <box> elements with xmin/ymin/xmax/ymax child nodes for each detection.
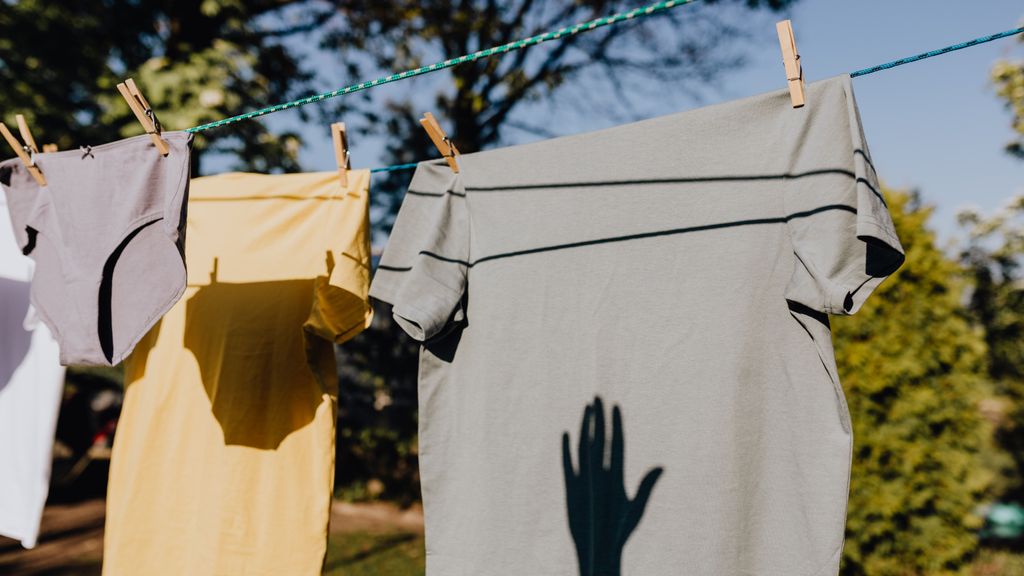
<box><xmin>993</xmin><ymin>40</ymin><xmax>1024</xmax><ymax>159</ymax></box>
<box><xmin>834</xmin><ymin>190</ymin><xmax>997</xmax><ymax>575</ymax></box>
<box><xmin>322</xmin><ymin>0</ymin><xmax>798</xmax><ymax>228</ymax></box>
<box><xmin>973</xmin><ymin>29</ymin><xmax>1024</xmax><ymax>501</ymax></box>
<box><xmin>958</xmin><ymin>198</ymin><xmax>1024</xmax><ymax>502</ymax></box>
<box><xmin>0</xmin><ymin>0</ymin><xmax>327</xmax><ymax>172</ymax></box>
<box><xmin>334</xmin><ymin>302</ymin><xmax>422</xmax><ymax>503</ymax></box>
<box><xmin>3</xmin><ymin>1</ymin><xmax>798</xmax><ymax>181</ymax></box>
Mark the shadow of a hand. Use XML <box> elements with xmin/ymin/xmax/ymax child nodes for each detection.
<box><xmin>562</xmin><ymin>396</ymin><xmax>663</xmax><ymax>576</ymax></box>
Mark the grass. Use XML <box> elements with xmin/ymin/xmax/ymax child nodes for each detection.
<box><xmin>25</xmin><ymin>534</ymin><xmax>1024</xmax><ymax>575</ymax></box>
<box><xmin>4</xmin><ymin>532</ymin><xmax>425</xmax><ymax>576</ymax></box>
<box><xmin>324</xmin><ymin>531</ymin><xmax>425</xmax><ymax>576</ymax></box>
<box><xmin>972</xmin><ymin>548</ymin><xmax>1024</xmax><ymax>576</ymax></box>
<box><xmin>30</xmin><ymin>560</ymin><xmax>102</xmax><ymax>576</ymax></box>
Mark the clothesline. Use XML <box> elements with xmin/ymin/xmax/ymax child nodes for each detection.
<box><xmin>850</xmin><ymin>26</ymin><xmax>1024</xmax><ymax>77</ymax></box>
<box><xmin>370</xmin><ymin>162</ymin><xmax>419</xmax><ymax>174</ymax></box>
<box><xmin>362</xmin><ymin>24</ymin><xmax>1024</xmax><ymax>175</ymax></box>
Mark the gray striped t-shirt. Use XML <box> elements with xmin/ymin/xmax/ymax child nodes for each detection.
<box><xmin>371</xmin><ymin>74</ymin><xmax>904</xmax><ymax>576</ymax></box>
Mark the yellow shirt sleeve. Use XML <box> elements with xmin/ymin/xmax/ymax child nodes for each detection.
<box><xmin>305</xmin><ymin>169</ymin><xmax>374</xmax><ymax>344</ymax></box>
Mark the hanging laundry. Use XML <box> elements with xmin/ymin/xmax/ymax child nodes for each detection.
<box><xmin>102</xmin><ymin>170</ymin><xmax>373</xmax><ymax>576</ymax></box>
<box><xmin>0</xmin><ymin>132</ymin><xmax>194</xmax><ymax>366</ymax></box>
<box><xmin>0</xmin><ymin>191</ymin><xmax>65</xmax><ymax>549</ymax></box>
<box><xmin>370</xmin><ymin>75</ymin><xmax>905</xmax><ymax>576</ymax></box>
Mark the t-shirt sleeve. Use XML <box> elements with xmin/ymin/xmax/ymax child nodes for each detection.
<box><xmin>369</xmin><ymin>161</ymin><xmax>469</xmax><ymax>342</ymax></box>
<box><xmin>783</xmin><ymin>75</ymin><xmax>905</xmax><ymax>316</ymax></box>
<box><xmin>305</xmin><ymin>170</ymin><xmax>375</xmax><ymax>344</ymax></box>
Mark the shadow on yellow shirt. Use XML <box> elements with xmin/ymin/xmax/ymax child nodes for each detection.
<box><xmin>104</xmin><ymin>170</ymin><xmax>373</xmax><ymax>576</ymax></box>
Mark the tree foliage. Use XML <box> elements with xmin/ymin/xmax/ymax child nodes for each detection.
<box><xmin>951</xmin><ymin>44</ymin><xmax>1024</xmax><ymax>503</ymax></box>
<box><xmin>334</xmin><ymin>302</ymin><xmax>422</xmax><ymax>503</ymax></box>
<box><xmin>0</xmin><ymin>0</ymin><xmax>326</xmax><ymax>172</ymax></box>
<box><xmin>958</xmin><ymin>198</ymin><xmax>1024</xmax><ymax>505</ymax></box>
<box><xmin>834</xmin><ymin>190</ymin><xmax>998</xmax><ymax>575</ymax></box>
<box><xmin>321</xmin><ymin>0</ymin><xmax>797</xmax><ymax>228</ymax></box>
<box><xmin>992</xmin><ymin>38</ymin><xmax>1024</xmax><ymax>159</ymax></box>
<box><xmin>1</xmin><ymin>1</ymin><xmax>799</xmax><ymax>190</ymax></box>
<box><xmin>959</xmin><ymin>198</ymin><xmax>1024</xmax><ymax>383</ymax></box>
<box><xmin>1</xmin><ymin>0</ymin><xmax>799</xmax><ymax>181</ymax></box>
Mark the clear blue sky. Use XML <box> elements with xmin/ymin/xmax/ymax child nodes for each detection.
<box><xmin>255</xmin><ymin>0</ymin><xmax>1022</xmax><ymax>243</ymax></box>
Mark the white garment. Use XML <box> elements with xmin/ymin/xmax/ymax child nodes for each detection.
<box><xmin>0</xmin><ymin>192</ymin><xmax>64</xmax><ymax>549</ymax></box>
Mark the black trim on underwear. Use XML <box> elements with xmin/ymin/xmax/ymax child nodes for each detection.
<box><xmin>98</xmin><ymin>218</ymin><xmax>163</xmax><ymax>363</ymax></box>
<box><xmin>22</xmin><ymin>226</ymin><xmax>38</xmax><ymax>256</ymax></box>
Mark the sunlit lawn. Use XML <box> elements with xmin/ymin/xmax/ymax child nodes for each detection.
<box><xmin>323</xmin><ymin>531</ymin><xmax>425</xmax><ymax>576</ymax></box>
<box><xmin>973</xmin><ymin>548</ymin><xmax>1024</xmax><ymax>576</ymax></box>
<box><xmin>24</xmin><ymin>537</ymin><xmax>1024</xmax><ymax>575</ymax></box>
<box><xmin>322</xmin><ymin>543</ymin><xmax>1024</xmax><ymax>576</ymax></box>
<box><xmin>320</xmin><ymin>539</ymin><xmax>1024</xmax><ymax>576</ymax></box>
<box><xmin>9</xmin><ymin>531</ymin><xmax>425</xmax><ymax>576</ymax></box>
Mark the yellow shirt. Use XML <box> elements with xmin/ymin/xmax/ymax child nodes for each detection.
<box><xmin>103</xmin><ymin>171</ymin><xmax>373</xmax><ymax>576</ymax></box>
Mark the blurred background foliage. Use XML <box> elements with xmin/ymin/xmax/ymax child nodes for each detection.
<box><xmin>0</xmin><ymin>0</ymin><xmax>317</xmax><ymax>172</ymax></box>
<box><xmin>2</xmin><ymin>2</ymin><xmax>1024</xmax><ymax>575</ymax></box>
<box><xmin>834</xmin><ymin>189</ymin><xmax>1003</xmax><ymax>575</ymax></box>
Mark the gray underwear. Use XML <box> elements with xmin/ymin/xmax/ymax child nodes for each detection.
<box><xmin>0</xmin><ymin>132</ymin><xmax>193</xmax><ymax>366</ymax></box>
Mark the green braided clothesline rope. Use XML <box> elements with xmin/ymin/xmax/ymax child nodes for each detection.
<box><xmin>185</xmin><ymin>0</ymin><xmax>698</xmax><ymax>133</ymax></box>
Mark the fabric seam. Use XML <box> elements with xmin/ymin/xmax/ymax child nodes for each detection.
<box><xmin>162</xmin><ymin>136</ymin><xmax>193</xmax><ymax>238</ymax></box>
<box><xmin>31</xmin><ymin>131</ymin><xmax>191</xmax><ymax>161</ymax></box>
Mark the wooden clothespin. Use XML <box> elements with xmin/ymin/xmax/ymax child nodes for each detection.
<box><xmin>116</xmin><ymin>78</ymin><xmax>170</xmax><ymax>155</ymax></box>
<box><xmin>776</xmin><ymin>20</ymin><xmax>805</xmax><ymax>108</ymax></box>
<box><xmin>0</xmin><ymin>120</ymin><xmax>46</xmax><ymax>186</ymax></box>
<box><xmin>16</xmin><ymin>115</ymin><xmax>57</xmax><ymax>154</ymax></box>
<box><xmin>15</xmin><ymin>115</ymin><xmax>39</xmax><ymax>154</ymax></box>
<box><xmin>419</xmin><ymin>112</ymin><xmax>459</xmax><ymax>173</ymax></box>
<box><xmin>331</xmin><ymin>122</ymin><xmax>350</xmax><ymax>187</ymax></box>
